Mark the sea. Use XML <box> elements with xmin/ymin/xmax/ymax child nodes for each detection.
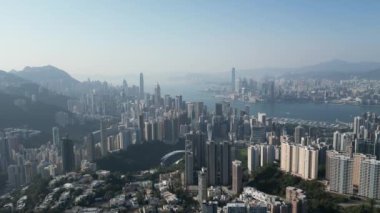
<box><xmin>157</xmin><ymin>81</ymin><xmax>380</xmax><ymax>123</ymax></box>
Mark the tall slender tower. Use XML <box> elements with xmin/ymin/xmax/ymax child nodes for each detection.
<box><xmin>231</xmin><ymin>67</ymin><xmax>236</xmax><ymax>92</ymax></box>
<box><xmin>52</xmin><ymin>127</ymin><xmax>60</xmax><ymax>147</ymax></box>
<box><xmin>232</xmin><ymin>160</ymin><xmax>242</xmax><ymax>194</ymax></box>
<box><xmin>139</xmin><ymin>73</ymin><xmax>144</xmax><ymax>99</ymax></box>
<box><xmin>100</xmin><ymin>120</ymin><xmax>108</xmax><ymax>156</ymax></box>
<box><xmin>61</xmin><ymin>137</ymin><xmax>74</xmax><ymax>173</ymax></box>
<box><xmin>86</xmin><ymin>133</ymin><xmax>95</xmax><ymax>162</ymax></box>
<box><xmin>154</xmin><ymin>83</ymin><xmax>161</xmax><ymax>107</ymax></box>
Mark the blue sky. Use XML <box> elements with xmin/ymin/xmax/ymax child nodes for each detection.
<box><xmin>0</xmin><ymin>0</ymin><xmax>379</xmax><ymax>79</ymax></box>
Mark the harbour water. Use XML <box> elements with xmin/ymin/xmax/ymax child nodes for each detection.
<box><xmin>159</xmin><ymin>81</ymin><xmax>380</xmax><ymax>123</ymax></box>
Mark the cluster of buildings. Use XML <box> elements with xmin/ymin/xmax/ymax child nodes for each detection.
<box><xmin>222</xmin><ymin>68</ymin><xmax>380</xmax><ymax>105</ymax></box>
<box><xmin>201</xmin><ymin>186</ymin><xmax>307</xmax><ymax>213</ymax></box>
<box><xmin>4</xmin><ymin>71</ymin><xmax>380</xmax><ymax>212</ymax></box>
<box><xmin>325</xmin><ymin>113</ymin><xmax>380</xmax><ymax>199</ymax></box>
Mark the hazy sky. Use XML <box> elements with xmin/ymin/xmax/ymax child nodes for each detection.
<box><xmin>0</xmin><ymin>0</ymin><xmax>379</xmax><ymax>79</ymax></box>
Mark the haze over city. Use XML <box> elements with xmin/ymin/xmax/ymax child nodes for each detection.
<box><xmin>2</xmin><ymin>1</ymin><xmax>380</xmax><ymax>213</ymax></box>
<box><xmin>1</xmin><ymin>0</ymin><xmax>380</xmax><ymax>80</ymax></box>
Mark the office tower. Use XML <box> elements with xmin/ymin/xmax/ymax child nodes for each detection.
<box><xmin>154</xmin><ymin>83</ymin><xmax>161</xmax><ymax>107</ymax></box>
<box><xmin>257</xmin><ymin>113</ymin><xmax>266</xmax><ymax>125</ymax></box>
<box><xmin>144</xmin><ymin>121</ymin><xmax>152</xmax><ymax>142</ymax></box>
<box><xmin>294</xmin><ymin>125</ymin><xmax>305</xmax><ymax>144</ymax></box>
<box><xmin>352</xmin><ymin>153</ymin><xmax>376</xmax><ymax>187</ymax></box>
<box><xmin>248</xmin><ymin>145</ymin><xmax>260</xmax><ymax>173</ymax></box>
<box><xmin>206</xmin><ymin>141</ymin><xmax>217</xmax><ymax>186</ymax></box>
<box><xmin>207</xmin><ymin>123</ymin><xmax>213</xmax><ymax>141</ymax></box>
<box><xmin>194</xmin><ymin>102</ymin><xmax>204</xmax><ymax>121</ymax></box>
<box><xmin>187</xmin><ymin>131</ymin><xmax>207</xmax><ymax>170</ymax></box>
<box><xmin>327</xmin><ymin>152</ymin><xmax>353</xmax><ymax>194</ymax></box>
<box><xmin>280</xmin><ymin>142</ymin><xmax>318</xmax><ymax>180</ymax></box>
<box><xmin>202</xmin><ymin>201</ymin><xmax>218</xmax><ymax>213</ymax></box>
<box><xmin>340</xmin><ymin>132</ymin><xmax>354</xmax><ymax>153</ymax></box>
<box><xmin>333</xmin><ymin>131</ymin><xmax>341</xmax><ymax>151</ymax></box>
<box><xmin>61</xmin><ymin>138</ymin><xmax>75</xmax><ymax>173</ymax></box>
<box><xmin>85</xmin><ymin>134</ymin><xmax>95</xmax><ymax>162</ymax></box>
<box><xmin>205</xmin><ymin>140</ymin><xmax>231</xmax><ymax>186</ymax></box>
<box><xmin>151</xmin><ymin>121</ymin><xmax>158</xmax><ymax>141</ymax></box>
<box><xmin>215</xmin><ymin>103</ymin><xmax>223</xmax><ymax>116</ymax></box>
<box><xmin>221</xmin><ymin>141</ymin><xmax>231</xmax><ymax>185</ymax></box>
<box><xmin>359</xmin><ymin>159</ymin><xmax>380</xmax><ymax>199</ymax></box>
<box><xmin>353</xmin><ymin>116</ymin><xmax>363</xmax><ymax>136</ymax></box>
<box><xmin>138</xmin><ymin>114</ymin><xmax>145</xmax><ymax>142</ymax></box>
<box><xmin>139</xmin><ymin>73</ymin><xmax>144</xmax><ymax>99</ymax></box>
<box><xmin>232</xmin><ymin>160</ymin><xmax>242</xmax><ymax>194</ymax></box>
<box><xmin>285</xmin><ymin>187</ymin><xmax>308</xmax><ymax>213</ymax></box>
<box><xmin>187</xmin><ymin>102</ymin><xmax>195</xmax><ymax>121</ymax></box>
<box><xmin>250</xmin><ymin>125</ymin><xmax>266</xmax><ymax>143</ymax></box>
<box><xmin>100</xmin><ymin>120</ymin><xmax>108</xmax><ymax>157</ymax></box>
<box><xmin>0</xmin><ymin>137</ymin><xmax>10</xmax><ymax>172</ymax></box>
<box><xmin>171</xmin><ymin>117</ymin><xmax>179</xmax><ymax>144</ymax></box>
<box><xmin>198</xmin><ymin>167</ymin><xmax>208</xmax><ymax>203</ymax></box>
<box><xmin>231</xmin><ymin>67</ymin><xmax>236</xmax><ymax>92</ymax></box>
<box><xmin>184</xmin><ymin>142</ymin><xmax>194</xmax><ymax>186</ymax></box>
<box><xmin>52</xmin><ymin>127</ymin><xmax>60</xmax><ymax>147</ymax></box>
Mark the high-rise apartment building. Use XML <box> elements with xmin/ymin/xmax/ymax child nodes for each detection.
<box><xmin>232</xmin><ymin>160</ymin><xmax>242</xmax><ymax>195</ymax></box>
<box><xmin>248</xmin><ymin>145</ymin><xmax>260</xmax><ymax>173</ymax></box>
<box><xmin>231</xmin><ymin>68</ymin><xmax>236</xmax><ymax>92</ymax></box>
<box><xmin>198</xmin><ymin>167</ymin><xmax>208</xmax><ymax>203</ymax></box>
<box><xmin>352</xmin><ymin>153</ymin><xmax>376</xmax><ymax>187</ymax></box>
<box><xmin>61</xmin><ymin>138</ymin><xmax>74</xmax><ymax>173</ymax></box>
<box><xmin>358</xmin><ymin>159</ymin><xmax>380</xmax><ymax>199</ymax></box>
<box><xmin>52</xmin><ymin>127</ymin><xmax>60</xmax><ymax>147</ymax></box>
<box><xmin>139</xmin><ymin>73</ymin><xmax>144</xmax><ymax>99</ymax></box>
<box><xmin>280</xmin><ymin>142</ymin><xmax>318</xmax><ymax>180</ymax></box>
<box><xmin>327</xmin><ymin>151</ymin><xmax>353</xmax><ymax>194</ymax></box>
<box><xmin>294</xmin><ymin>125</ymin><xmax>305</xmax><ymax>144</ymax></box>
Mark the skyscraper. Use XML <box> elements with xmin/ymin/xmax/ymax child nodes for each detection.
<box><xmin>61</xmin><ymin>138</ymin><xmax>74</xmax><ymax>173</ymax></box>
<box><xmin>232</xmin><ymin>160</ymin><xmax>242</xmax><ymax>194</ymax></box>
<box><xmin>206</xmin><ymin>141</ymin><xmax>217</xmax><ymax>186</ymax></box>
<box><xmin>333</xmin><ymin>131</ymin><xmax>341</xmax><ymax>151</ymax></box>
<box><xmin>231</xmin><ymin>67</ymin><xmax>236</xmax><ymax>92</ymax></box>
<box><xmin>100</xmin><ymin>120</ymin><xmax>108</xmax><ymax>156</ymax></box>
<box><xmin>294</xmin><ymin>125</ymin><xmax>305</xmax><ymax>144</ymax></box>
<box><xmin>154</xmin><ymin>83</ymin><xmax>161</xmax><ymax>107</ymax></box>
<box><xmin>248</xmin><ymin>145</ymin><xmax>260</xmax><ymax>173</ymax></box>
<box><xmin>198</xmin><ymin>167</ymin><xmax>208</xmax><ymax>203</ymax></box>
<box><xmin>280</xmin><ymin>142</ymin><xmax>318</xmax><ymax>180</ymax></box>
<box><xmin>139</xmin><ymin>73</ymin><xmax>144</xmax><ymax>99</ymax></box>
<box><xmin>352</xmin><ymin>153</ymin><xmax>375</xmax><ymax>187</ymax></box>
<box><xmin>85</xmin><ymin>133</ymin><xmax>95</xmax><ymax>162</ymax></box>
<box><xmin>353</xmin><ymin>116</ymin><xmax>363</xmax><ymax>137</ymax></box>
<box><xmin>184</xmin><ymin>141</ymin><xmax>194</xmax><ymax>186</ymax></box>
<box><xmin>359</xmin><ymin>159</ymin><xmax>380</xmax><ymax>199</ymax></box>
<box><xmin>327</xmin><ymin>152</ymin><xmax>353</xmax><ymax>194</ymax></box>
<box><xmin>52</xmin><ymin>127</ymin><xmax>60</xmax><ymax>147</ymax></box>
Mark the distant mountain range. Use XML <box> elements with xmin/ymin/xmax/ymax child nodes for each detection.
<box><xmin>179</xmin><ymin>59</ymin><xmax>380</xmax><ymax>82</ymax></box>
<box><xmin>0</xmin><ymin>69</ymin><xmax>96</xmax><ymax>147</ymax></box>
<box><xmin>10</xmin><ymin>65</ymin><xmax>81</xmax><ymax>95</ymax></box>
<box><xmin>280</xmin><ymin>59</ymin><xmax>380</xmax><ymax>80</ymax></box>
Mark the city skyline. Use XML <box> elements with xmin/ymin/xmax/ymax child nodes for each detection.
<box><xmin>0</xmin><ymin>1</ymin><xmax>379</xmax><ymax>78</ymax></box>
